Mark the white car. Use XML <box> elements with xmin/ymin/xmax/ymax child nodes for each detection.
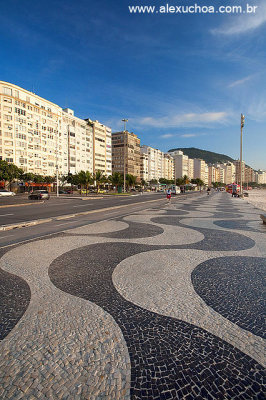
<box><xmin>0</xmin><ymin>189</ymin><xmax>16</xmax><ymax>196</ymax></box>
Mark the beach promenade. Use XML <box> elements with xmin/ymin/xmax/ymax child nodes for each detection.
<box><xmin>0</xmin><ymin>192</ymin><xmax>265</xmax><ymax>399</ymax></box>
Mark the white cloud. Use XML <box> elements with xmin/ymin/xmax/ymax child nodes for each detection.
<box><xmin>180</xmin><ymin>134</ymin><xmax>197</xmax><ymax>138</ymax></box>
<box><xmin>160</xmin><ymin>134</ymin><xmax>175</xmax><ymax>138</ymax></box>
<box><xmin>228</xmin><ymin>75</ymin><xmax>253</xmax><ymax>88</ymax></box>
<box><xmin>135</xmin><ymin>112</ymin><xmax>227</xmax><ymax>128</ymax></box>
<box><xmin>211</xmin><ymin>2</ymin><xmax>266</xmax><ymax>35</ymax></box>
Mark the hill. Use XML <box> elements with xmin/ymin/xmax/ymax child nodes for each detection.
<box><xmin>168</xmin><ymin>147</ymin><xmax>235</xmax><ymax>165</ymax></box>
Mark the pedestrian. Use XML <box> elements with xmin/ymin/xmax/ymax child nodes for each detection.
<box><xmin>166</xmin><ymin>188</ymin><xmax>171</xmax><ymax>203</ymax></box>
<box><xmin>207</xmin><ymin>187</ymin><xmax>210</xmax><ymax>195</ymax></box>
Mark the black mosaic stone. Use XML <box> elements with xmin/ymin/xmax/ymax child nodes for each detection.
<box><xmin>150</xmin><ymin>217</ymin><xmax>255</xmax><ymax>251</ymax></box>
<box><xmin>191</xmin><ymin>256</ymin><xmax>266</xmax><ymax>339</ymax></box>
<box><xmin>209</xmin><ymin>212</ymin><xmax>243</xmax><ymax>219</ymax></box>
<box><xmin>0</xmin><ymin>268</ymin><xmax>31</xmax><ymax>340</ymax></box>
<box><xmin>64</xmin><ymin>220</ymin><xmax>164</xmax><ymax>239</ymax></box>
<box><xmin>164</xmin><ymin>210</ymin><xmax>190</xmax><ymax>216</ymax></box>
<box><xmin>213</xmin><ymin>219</ymin><xmax>266</xmax><ymax>233</ymax></box>
<box><xmin>49</xmin><ymin>243</ymin><xmax>265</xmax><ymax>400</ymax></box>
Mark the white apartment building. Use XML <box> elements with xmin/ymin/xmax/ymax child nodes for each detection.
<box><xmin>208</xmin><ymin>165</ymin><xmax>219</xmax><ymax>186</ymax></box>
<box><xmin>256</xmin><ymin>170</ymin><xmax>266</xmax><ymax>184</ymax></box>
<box><xmin>194</xmin><ymin>158</ymin><xmax>208</xmax><ymax>184</ymax></box>
<box><xmin>0</xmin><ymin>81</ymin><xmax>111</xmax><ymax>178</ymax></box>
<box><xmin>140</xmin><ymin>151</ymin><xmax>149</xmax><ymax>182</ymax></box>
<box><xmin>141</xmin><ymin>146</ymin><xmax>164</xmax><ymax>181</ymax></box>
<box><xmin>169</xmin><ymin>150</ymin><xmax>189</xmax><ymax>179</ymax></box>
<box><xmin>0</xmin><ymin>81</ymin><xmax>62</xmax><ymax>176</ymax></box>
<box><xmin>141</xmin><ymin>146</ymin><xmax>174</xmax><ymax>182</ymax></box>
<box><xmin>61</xmin><ymin>108</ymin><xmax>93</xmax><ymax>175</ymax></box>
<box><xmin>163</xmin><ymin>153</ymin><xmax>174</xmax><ymax>181</ymax></box>
<box><xmin>86</xmin><ymin>119</ymin><xmax>112</xmax><ymax>176</ymax></box>
<box><xmin>188</xmin><ymin>158</ymin><xmax>194</xmax><ymax>180</ymax></box>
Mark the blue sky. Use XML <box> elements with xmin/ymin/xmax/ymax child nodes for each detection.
<box><xmin>1</xmin><ymin>0</ymin><xmax>265</xmax><ymax>169</ymax></box>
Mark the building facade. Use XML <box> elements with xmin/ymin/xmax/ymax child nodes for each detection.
<box><xmin>112</xmin><ymin>131</ymin><xmax>141</xmax><ymax>181</ymax></box>
<box><xmin>168</xmin><ymin>150</ymin><xmax>189</xmax><ymax>179</ymax></box>
<box><xmin>61</xmin><ymin>108</ymin><xmax>93</xmax><ymax>175</ymax></box>
<box><xmin>194</xmin><ymin>158</ymin><xmax>208</xmax><ymax>184</ymax></box>
<box><xmin>0</xmin><ymin>81</ymin><xmax>62</xmax><ymax>176</ymax></box>
<box><xmin>0</xmin><ymin>81</ymin><xmax>112</xmax><ymax>178</ymax></box>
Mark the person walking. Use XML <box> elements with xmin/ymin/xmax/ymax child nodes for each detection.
<box><xmin>166</xmin><ymin>188</ymin><xmax>171</xmax><ymax>203</ymax></box>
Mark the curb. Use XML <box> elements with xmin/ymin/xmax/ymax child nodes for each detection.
<box><xmin>0</xmin><ymin>218</ymin><xmax>52</xmax><ymax>231</ymax></box>
<box><xmin>0</xmin><ymin>201</ymin><xmax>44</xmax><ymax>209</ymax></box>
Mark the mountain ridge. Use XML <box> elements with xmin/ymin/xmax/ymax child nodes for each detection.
<box><xmin>168</xmin><ymin>147</ymin><xmax>235</xmax><ymax>165</ymax></box>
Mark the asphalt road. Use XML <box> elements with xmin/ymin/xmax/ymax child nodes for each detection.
<box><xmin>0</xmin><ymin>192</ymin><xmax>200</xmax><ymax>248</ymax></box>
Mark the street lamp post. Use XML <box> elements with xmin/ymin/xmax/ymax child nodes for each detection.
<box><xmin>56</xmin><ymin>116</ymin><xmax>60</xmax><ymax>197</ymax></box>
<box><xmin>240</xmin><ymin>113</ymin><xmax>245</xmax><ymax>197</ymax></box>
<box><xmin>122</xmin><ymin>119</ymin><xmax>128</xmax><ymax>193</ymax></box>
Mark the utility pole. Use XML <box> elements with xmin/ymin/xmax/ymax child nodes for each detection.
<box><xmin>56</xmin><ymin>116</ymin><xmax>60</xmax><ymax>197</ymax></box>
<box><xmin>122</xmin><ymin>119</ymin><xmax>128</xmax><ymax>193</ymax></box>
<box><xmin>240</xmin><ymin>113</ymin><xmax>245</xmax><ymax>197</ymax></box>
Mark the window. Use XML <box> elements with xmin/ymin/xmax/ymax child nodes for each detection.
<box><xmin>3</xmin><ymin>97</ymin><xmax>12</xmax><ymax>103</ymax></box>
<box><xmin>3</xmin><ymin>87</ymin><xmax>12</xmax><ymax>96</ymax></box>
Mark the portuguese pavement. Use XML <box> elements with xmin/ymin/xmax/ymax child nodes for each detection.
<box><xmin>0</xmin><ymin>192</ymin><xmax>265</xmax><ymax>399</ymax></box>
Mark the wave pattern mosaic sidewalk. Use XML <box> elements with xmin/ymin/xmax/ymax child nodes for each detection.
<box><xmin>0</xmin><ymin>193</ymin><xmax>265</xmax><ymax>399</ymax></box>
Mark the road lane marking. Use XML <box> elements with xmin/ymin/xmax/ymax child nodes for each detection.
<box><xmin>73</xmin><ymin>204</ymin><xmax>93</xmax><ymax>208</ymax></box>
<box><xmin>0</xmin><ymin>213</ymin><xmax>14</xmax><ymax>216</ymax></box>
<box><xmin>0</xmin><ymin>234</ymin><xmax>15</xmax><ymax>239</ymax></box>
<box><xmin>56</xmin><ymin>221</ymin><xmax>78</xmax><ymax>226</ymax></box>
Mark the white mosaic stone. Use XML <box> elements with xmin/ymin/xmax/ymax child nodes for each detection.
<box><xmin>0</xmin><ymin>236</ymin><xmax>131</xmax><ymax>399</ymax></box>
<box><xmin>112</xmin><ymin>248</ymin><xmax>265</xmax><ymax>366</ymax></box>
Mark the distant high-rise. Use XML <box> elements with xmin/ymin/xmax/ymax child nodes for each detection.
<box><xmin>112</xmin><ymin>131</ymin><xmax>141</xmax><ymax>181</ymax></box>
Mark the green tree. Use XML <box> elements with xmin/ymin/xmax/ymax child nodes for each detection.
<box><xmin>78</xmin><ymin>170</ymin><xmax>93</xmax><ymax>195</ymax></box>
<box><xmin>0</xmin><ymin>161</ymin><xmax>22</xmax><ymax>190</ymax></box>
<box><xmin>141</xmin><ymin>178</ymin><xmax>146</xmax><ymax>188</ymax></box>
<box><xmin>126</xmin><ymin>174</ymin><xmax>137</xmax><ymax>189</ymax></box>
<box><xmin>94</xmin><ymin>170</ymin><xmax>104</xmax><ymax>193</ymax></box>
<box><xmin>110</xmin><ymin>172</ymin><xmax>123</xmax><ymax>191</ymax></box>
<box><xmin>175</xmin><ymin>178</ymin><xmax>183</xmax><ymax>186</ymax></box>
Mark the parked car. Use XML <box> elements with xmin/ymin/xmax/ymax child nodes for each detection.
<box><xmin>0</xmin><ymin>189</ymin><xmax>16</xmax><ymax>196</ymax></box>
<box><xmin>59</xmin><ymin>190</ymin><xmax>68</xmax><ymax>194</ymax></box>
<box><xmin>28</xmin><ymin>190</ymin><xmax>50</xmax><ymax>200</ymax></box>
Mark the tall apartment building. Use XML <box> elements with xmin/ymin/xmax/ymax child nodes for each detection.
<box><xmin>85</xmin><ymin>119</ymin><xmax>112</xmax><ymax>176</ymax></box>
<box><xmin>0</xmin><ymin>81</ymin><xmax>111</xmax><ymax>177</ymax></box>
<box><xmin>140</xmin><ymin>151</ymin><xmax>149</xmax><ymax>182</ymax></box>
<box><xmin>62</xmin><ymin>108</ymin><xmax>93</xmax><ymax>175</ymax></box>
<box><xmin>163</xmin><ymin>153</ymin><xmax>174</xmax><ymax>181</ymax></box>
<box><xmin>141</xmin><ymin>146</ymin><xmax>164</xmax><ymax>181</ymax></box>
<box><xmin>141</xmin><ymin>146</ymin><xmax>174</xmax><ymax>182</ymax></box>
<box><xmin>188</xmin><ymin>158</ymin><xmax>194</xmax><ymax>180</ymax></box>
<box><xmin>208</xmin><ymin>165</ymin><xmax>219</xmax><ymax>186</ymax></box>
<box><xmin>169</xmin><ymin>150</ymin><xmax>189</xmax><ymax>179</ymax></box>
<box><xmin>244</xmin><ymin>166</ymin><xmax>255</xmax><ymax>184</ymax></box>
<box><xmin>234</xmin><ymin>160</ymin><xmax>245</xmax><ymax>184</ymax></box>
<box><xmin>0</xmin><ymin>81</ymin><xmax>63</xmax><ymax>176</ymax></box>
<box><xmin>194</xmin><ymin>158</ymin><xmax>208</xmax><ymax>184</ymax></box>
<box><xmin>256</xmin><ymin>170</ymin><xmax>266</xmax><ymax>184</ymax></box>
<box><xmin>112</xmin><ymin>131</ymin><xmax>141</xmax><ymax>181</ymax></box>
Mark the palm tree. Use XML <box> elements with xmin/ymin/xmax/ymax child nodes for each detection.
<box><xmin>141</xmin><ymin>178</ymin><xmax>146</xmax><ymax>188</ymax></box>
<box><xmin>78</xmin><ymin>170</ymin><xmax>93</xmax><ymax>195</ymax></box>
<box><xmin>126</xmin><ymin>174</ymin><xmax>137</xmax><ymax>190</ymax></box>
<box><xmin>110</xmin><ymin>172</ymin><xmax>123</xmax><ymax>192</ymax></box>
<box><xmin>94</xmin><ymin>170</ymin><xmax>104</xmax><ymax>193</ymax></box>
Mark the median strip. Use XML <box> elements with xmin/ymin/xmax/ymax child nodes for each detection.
<box><xmin>0</xmin><ymin>201</ymin><xmax>44</xmax><ymax>208</ymax></box>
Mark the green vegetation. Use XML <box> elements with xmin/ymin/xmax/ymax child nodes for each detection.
<box><xmin>168</xmin><ymin>147</ymin><xmax>234</xmax><ymax>165</ymax></box>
